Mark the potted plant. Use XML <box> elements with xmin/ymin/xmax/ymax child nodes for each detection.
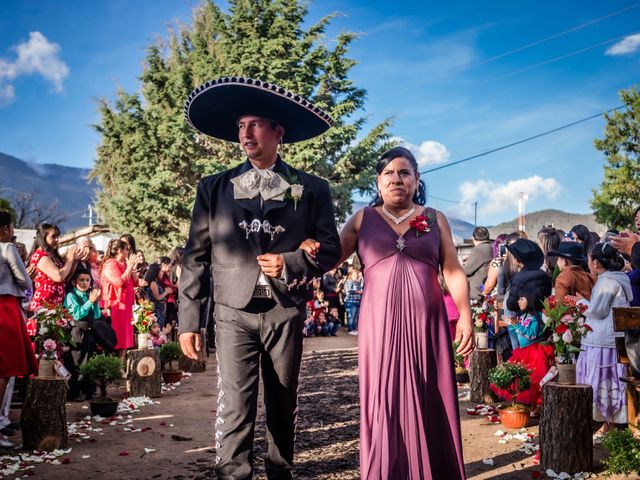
<box><xmin>488</xmin><ymin>362</ymin><xmax>533</xmax><ymax>429</ymax></box>
<box><xmin>79</xmin><ymin>353</ymin><xmax>123</xmax><ymax>417</ymax></box>
<box><xmin>472</xmin><ymin>297</ymin><xmax>494</xmax><ymax>349</ymax></box>
<box><xmin>541</xmin><ymin>295</ymin><xmax>591</xmax><ymax>384</ymax></box>
<box><xmin>131</xmin><ymin>300</ymin><xmax>157</xmax><ymax>349</ymax></box>
<box><xmin>452</xmin><ymin>341</ymin><xmax>469</xmax><ymax>383</ymax></box>
<box><xmin>32</xmin><ymin>302</ymin><xmax>74</xmax><ymax>378</ymax></box>
<box><xmin>159</xmin><ymin>342</ymin><xmax>183</xmax><ymax>384</ymax></box>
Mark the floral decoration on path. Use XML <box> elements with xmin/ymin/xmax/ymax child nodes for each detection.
<box><xmin>0</xmin><ymin>375</ymin><xmax>191</xmax><ymax>479</ymax></box>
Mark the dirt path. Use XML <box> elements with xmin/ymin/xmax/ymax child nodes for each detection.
<box><xmin>1</xmin><ymin>335</ymin><xmax>636</xmax><ymax>479</ymax></box>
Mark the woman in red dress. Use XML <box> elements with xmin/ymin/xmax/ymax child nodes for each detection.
<box><xmin>0</xmin><ymin>210</ymin><xmax>38</xmax><ymax>447</ymax></box>
<box><xmin>28</xmin><ymin>224</ymin><xmax>80</xmax><ymax>313</ymax></box>
<box><xmin>100</xmin><ymin>239</ymin><xmax>144</xmax><ymax>359</ymax></box>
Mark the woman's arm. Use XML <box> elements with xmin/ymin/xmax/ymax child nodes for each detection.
<box><xmin>437</xmin><ymin>211</ymin><xmax>473</xmax><ymax>355</ymax></box>
<box><xmin>150</xmin><ymin>281</ymin><xmax>169</xmax><ymax>301</ymax></box>
<box><xmin>337</xmin><ymin>210</ymin><xmax>363</xmax><ymax>266</ymax></box>
<box><xmin>37</xmin><ymin>254</ymin><xmax>75</xmax><ymax>283</ymax></box>
<box><xmin>482</xmin><ymin>264</ymin><xmax>498</xmax><ymax>296</ymax></box>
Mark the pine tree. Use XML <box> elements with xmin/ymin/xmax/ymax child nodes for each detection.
<box><xmin>91</xmin><ymin>0</ymin><xmax>393</xmax><ymax>254</ymax></box>
<box><xmin>591</xmin><ymin>86</ymin><xmax>640</xmax><ymax>230</ymax></box>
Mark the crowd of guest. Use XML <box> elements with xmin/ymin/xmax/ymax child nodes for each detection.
<box><xmin>459</xmin><ymin>213</ymin><xmax>640</xmax><ymax>442</ymax></box>
<box><xmin>305</xmin><ymin>264</ymin><xmax>364</xmax><ymax>337</ymax></box>
<box><xmin>0</xmin><ymin>213</ymin><xmax>184</xmax><ymax>447</ymax></box>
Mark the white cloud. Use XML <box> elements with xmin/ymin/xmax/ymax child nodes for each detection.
<box><xmin>458</xmin><ymin>175</ymin><xmax>561</xmax><ymax>216</ymax></box>
<box><xmin>393</xmin><ymin>137</ymin><xmax>451</xmax><ymax>169</ymax></box>
<box><xmin>605</xmin><ymin>34</ymin><xmax>640</xmax><ymax>56</ymax></box>
<box><xmin>0</xmin><ymin>32</ymin><xmax>69</xmax><ymax>105</ymax></box>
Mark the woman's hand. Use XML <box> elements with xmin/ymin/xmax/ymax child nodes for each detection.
<box><xmin>165</xmin><ymin>287</ymin><xmax>174</xmax><ymax>295</ymax></box>
<box><xmin>454</xmin><ymin>318</ymin><xmax>474</xmax><ymax>356</ymax></box>
<box><xmin>299</xmin><ymin>238</ymin><xmax>320</xmax><ymax>258</ymax></box>
<box><xmin>66</xmin><ymin>246</ymin><xmax>78</xmax><ymax>262</ymax></box>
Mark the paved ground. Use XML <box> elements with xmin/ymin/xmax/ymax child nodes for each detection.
<box><xmin>1</xmin><ymin>332</ymin><xmax>637</xmax><ymax>479</ymax></box>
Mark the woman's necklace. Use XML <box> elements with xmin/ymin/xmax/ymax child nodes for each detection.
<box><xmin>381</xmin><ymin>205</ymin><xmax>416</xmax><ymax>225</ymax></box>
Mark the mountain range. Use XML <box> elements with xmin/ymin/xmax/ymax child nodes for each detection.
<box><xmin>0</xmin><ymin>152</ymin><xmax>603</xmax><ymax>240</ymax></box>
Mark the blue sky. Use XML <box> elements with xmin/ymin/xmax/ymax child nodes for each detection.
<box><xmin>0</xmin><ymin>0</ymin><xmax>639</xmax><ymax>226</ymax></box>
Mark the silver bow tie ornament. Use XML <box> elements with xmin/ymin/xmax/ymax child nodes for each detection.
<box><xmin>231</xmin><ymin>169</ymin><xmax>290</xmax><ymax>202</ymax></box>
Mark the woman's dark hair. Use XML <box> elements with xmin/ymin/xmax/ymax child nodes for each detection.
<box><xmin>517</xmin><ymin>285</ymin><xmax>545</xmax><ymax>313</ymax></box>
<box><xmin>104</xmin><ymin>239</ymin><xmax>129</xmax><ymax>260</ymax></box>
<box><xmin>144</xmin><ymin>263</ymin><xmax>162</xmax><ymax>284</ymax></box>
<box><xmin>158</xmin><ymin>256</ymin><xmax>171</xmax><ymax>265</ymax></box>
<box><xmin>170</xmin><ymin>247</ymin><xmax>184</xmax><ymax>266</ymax></box>
<box><xmin>634</xmin><ymin>206</ymin><xmax>640</xmax><ymax>220</ymax></box>
<box><xmin>28</xmin><ymin>223</ymin><xmax>63</xmax><ymax>265</ymax></box>
<box><xmin>569</xmin><ymin>224</ymin><xmax>590</xmax><ymax>242</ymax></box>
<box><xmin>589</xmin><ymin>242</ymin><xmax>625</xmax><ymax>272</ymax></box>
<box><xmin>502</xmin><ymin>231</ymin><xmax>526</xmax><ymax>286</ymax></box>
<box><xmin>537</xmin><ymin>227</ymin><xmax>561</xmax><ymax>273</ymax></box>
<box><xmin>370</xmin><ymin>146</ymin><xmax>426</xmax><ymax>206</ymax></box>
<box><xmin>120</xmin><ymin>234</ymin><xmax>137</xmax><ymax>255</ymax></box>
<box><xmin>0</xmin><ymin>209</ymin><xmax>13</xmax><ymax>228</ymax></box>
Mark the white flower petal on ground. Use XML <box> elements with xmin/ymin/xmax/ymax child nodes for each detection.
<box><xmin>482</xmin><ymin>458</ymin><xmax>494</xmax><ymax>465</ymax></box>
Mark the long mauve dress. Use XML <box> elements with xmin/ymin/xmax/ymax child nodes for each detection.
<box><xmin>358</xmin><ymin>207</ymin><xmax>465</xmax><ymax>480</ymax></box>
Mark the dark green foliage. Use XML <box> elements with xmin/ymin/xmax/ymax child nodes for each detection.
<box><xmin>601</xmin><ymin>429</ymin><xmax>640</xmax><ymax>476</ymax></box>
<box><xmin>591</xmin><ymin>86</ymin><xmax>640</xmax><ymax>230</ymax></box>
<box><xmin>91</xmin><ymin>0</ymin><xmax>393</xmax><ymax>255</ymax></box>
<box><xmin>159</xmin><ymin>341</ymin><xmax>183</xmax><ymax>370</ymax></box>
<box><xmin>79</xmin><ymin>354</ymin><xmax>123</xmax><ymax>398</ymax></box>
<box><xmin>488</xmin><ymin>362</ymin><xmax>532</xmax><ymax>406</ymax></box>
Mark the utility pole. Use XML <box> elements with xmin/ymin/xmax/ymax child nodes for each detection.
<box><xmin>474</xmin><ymin>201</ymin><xmax>478</xmax><ymax>227</ymax></box>
<box><xmin>518</xmin><ymin>192</ymin><xmax>527</xmax><ymax>232</ymax></box>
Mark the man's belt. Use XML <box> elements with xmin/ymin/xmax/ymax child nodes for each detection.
<box><xmin>252</xmin><ymin>285</ymin><xmax>272</xmax><ymax>299</ymax></box>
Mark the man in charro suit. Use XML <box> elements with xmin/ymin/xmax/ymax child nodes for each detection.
<box><xmin>178</xmin><ymin>77</ymin><xmax>341</xmax><ymax>480</ymax></box>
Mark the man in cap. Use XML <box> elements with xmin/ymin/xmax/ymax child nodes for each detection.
<box><xmin>179</xmin><ymin>77</ymin><xmax>341</xmax><ymax>479</ymax></box>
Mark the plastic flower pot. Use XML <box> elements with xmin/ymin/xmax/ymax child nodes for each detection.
<box><xmin>498</xmin><ymin>405</ymin><xmax>530</xmax><ymax>429</ymax></box>
<box><xmin>161</xmin><ymin>371</ymin><xmax>183</xmax><ymax>384</ymax></box>
<box><xmin>89</xmin><ymin>399</ymin><xmax>119</xmax><ymax>417</ymax></box>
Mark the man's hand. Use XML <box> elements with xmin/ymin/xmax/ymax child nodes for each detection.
<box><xmin>257</xmin><ymin>253</ymin><xmax>284</xmax><ymax>278</ymax></box>
<box><xmin>298</xmin><ymin>239</ymin><xmax>320</xmax><ymax>258</ymax></box>
<box><xmin>179</xmin><ymin>332</ymin><xmax>201</xmax><ymax>360</ymax></box>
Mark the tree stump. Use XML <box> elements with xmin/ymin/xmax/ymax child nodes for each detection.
<box><xmin>21</xmin><ymin>378</ymin><xmax>68</xmax><ymax>451</ymax></box>
<box><xmin>469</xmin><ymin>348</ymin><xmax>498</xmax><ymax>404</ymax></box>
<box><xmin>540</xmin><ymin>383</ymin><xmax>592</xmax><ymax>474</ymax></box>
<box><xmin>178</xmin><ymin>328</ymin><xmax>207</xmax><ymax>373</ymax></box>
<box><xmin>126</xmin><ymin>349</ymin><xmax>161</xmax><ymax>398</ymax></box>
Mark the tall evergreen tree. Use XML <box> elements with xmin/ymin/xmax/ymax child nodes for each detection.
<box><xmin>92</xmin><ymin>0</ymin><xmax>393</xmax><ymax>254</ymax></box>
<box><xmin>591</xmin><ymin>86</ymin><xmax>640</xmax><ymax>230</ymax></box>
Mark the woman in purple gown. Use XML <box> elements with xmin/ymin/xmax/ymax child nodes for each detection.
<box><xmin>304</xmin><ymin>147</ymin><xmax>473</xmax><ymax>479</ymax></box>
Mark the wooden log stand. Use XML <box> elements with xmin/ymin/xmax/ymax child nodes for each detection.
<box><xmin>21</xmin><ymin>377</ymin><xmax>68</xmax><ymax>451</ymax></box>
<box><xmin>613</xmin><ymin>307</ymin><xmax>640</xmax><ymax>435</ymax></box>
<box><xmin>469</xmin><ymin>348</ymin><xmax>498</xmax><ymax>404</ymax></box>
<box><xmin>178</xmin><ymin>328</ymin><xmax>207</xmax><ymax>373</ymax></box>
<box><xmin>126</xmin><ymin>348</ymin><xmax>161</xmax><ymax>398</ymax></box>
<box><xmin>540</xmin><ymin>382</ymin><xmax>592</xmax><ymax>474</ymax></box>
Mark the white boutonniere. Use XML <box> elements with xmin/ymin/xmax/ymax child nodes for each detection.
<box><xmin>290</xmin><ymin>184</ymin><xmax>304</xmax><ymax>210</ymax></box>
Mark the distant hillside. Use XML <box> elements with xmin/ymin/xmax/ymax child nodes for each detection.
<box><xmin>0</xmin><ymin>152</ymin><xmax>97</xmax><ymax>231</ymax></box>
<box><xmin>487</xmin><ymin>209</ymin><xmax>606</xmax><ymax>238</ymax></box>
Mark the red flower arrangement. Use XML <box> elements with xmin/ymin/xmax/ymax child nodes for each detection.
<box><xmin>409</xmin><ymin>211</ymin><xmax>436</xmax><ymax>237</ymax></box>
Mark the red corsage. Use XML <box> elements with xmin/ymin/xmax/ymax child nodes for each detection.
<box><xmin>409</xmin><ymin>214</ymin><xmax>432</xmax><ymax>237</ymax></box>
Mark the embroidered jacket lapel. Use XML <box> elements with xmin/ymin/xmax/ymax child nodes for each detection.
<box><xmin>231</xmin><ymin>160</ymin><xmax>263</xmax><ymax>254</ymax></box>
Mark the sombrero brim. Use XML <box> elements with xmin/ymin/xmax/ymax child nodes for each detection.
<box><xmin>547</xmin><ymin>251</ymin><xmax>587</xmax><ymax>263</ymax></box>
<box><xmin>184</xmin><ymin>77</ymin><xmax>334</xmax><ymax>143</ymax></box>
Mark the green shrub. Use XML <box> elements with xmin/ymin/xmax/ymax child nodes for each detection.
<box><xmin>488</xmin><ymin>362</ymin><xmax>532</xmax><ymax>407</ymax></box>
<box><xmin>602</xmin><ymin>429</ymin><xmax>640</xmax><ymax>476</ymax></box>
<box><xmin>159</xmin><ymin>342</ymin><xmax>183</xmax><ymax>370</ymax></box>
<box><xmin>79</xmin><ymin>354</ymin><xmax>123</xmax><ymax>399</ymax></box>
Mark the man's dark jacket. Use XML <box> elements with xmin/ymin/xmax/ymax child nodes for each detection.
<box><xmin>463</xmin><ymin>240</ymin><xmax>492</xmax><ymax>301</ymax></box>
<box><xmin>178</xmin><ymin>157</ymin><xmax>341</xmax><ymax>333</ymax></box>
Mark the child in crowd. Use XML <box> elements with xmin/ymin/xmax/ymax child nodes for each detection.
<box><xmin>577</xmin><ymin>242</ymin><xmax>632</xmax><ymax>442</ymax></box>
<box><xmin>149</xmin><ymin>322</ymin><xmax>171</xmax><ymax>348</ymax></box>
<box><xmin>64</xmin><ymin>268</ymin><xmax>102</xmax><ymax>401</ymax></box>
<box><xmin>502</xmin><ymin>287</ymin><xmax>554</xmax><ymax>415</ymax></box>
<box><xmin>316</xmin><ymin>311</ymin><xmax>339</xmax><ymax>337</ymax></box>
<box><xmin>548</xmin><ymin>242</ymin><xmax>596</xmax><ymax>300</ymax></box>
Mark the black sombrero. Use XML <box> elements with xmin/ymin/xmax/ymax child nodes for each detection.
<box><xmin>184</xmin><ymin>77</ymin><xmax>334</xmax><ymax>143</ymax></box>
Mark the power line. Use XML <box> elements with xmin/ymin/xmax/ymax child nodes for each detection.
<box><xmin>428</xmin><ymin>194</ymin><xmax>474</xmax><ymax>205</ymax></box>
<box><xmin>455</xmin><ymin>3</ymin><xmax>640</xmax><ymax>75</ymax></box>
<box><xmin>478</xmin><ymin>31</ymin><xmax>639</xmax><ymax>85</ymax></box>
<box><xmin>421</xmin><ymin>105</ymin><xmax>624</xmax><ymax>174</ymax></box>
